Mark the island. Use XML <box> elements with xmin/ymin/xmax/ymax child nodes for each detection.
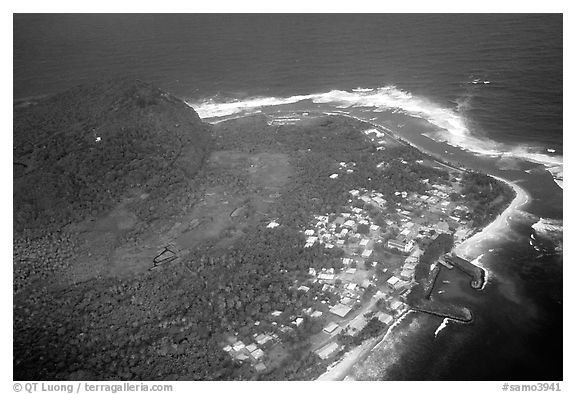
<box><xmin>13</xmin><ymin>80</ymin><xmax>515</xmax><ymax>381</ymax></box>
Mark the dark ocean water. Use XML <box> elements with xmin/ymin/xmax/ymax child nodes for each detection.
<box><xmin>13</xmin><ymin>14</ymin><xmax>563</xmax><ymax>380</ymax></box>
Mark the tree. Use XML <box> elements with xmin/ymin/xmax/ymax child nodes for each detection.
<box><xmin>357</xmin><ymin>223</ymin><xmax>370</xmax><ymax>235</ymax></box>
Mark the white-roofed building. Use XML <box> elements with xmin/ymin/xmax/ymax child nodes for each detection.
<box><xmin>316</xmin><ymin>342</ymin><xmax>340</xmax><ymax>360</ymax></box>
<box><xmin>348</xmin><ymin>315</ymin><xmax>368</xmax><ymax>336</ymax></box>
<box><xmin>329</xmin><ymin>303</ymin><xmax>352</xmax><ymax>318</ymax></box>
<box><xmin>251</xmin><ymin>348</ymin><xmax>264</xmax><ymax>360</ymax></box>
<box><xmin>323</xmin><ymin>322</ymin><xmax>340</xmax><ymax>334</ymax></box>
<box><xmin>376</xmin><ymin>312</ymin><xmax>394</xmax><ymax>325</ymax></box>
<box><xmin>267</xmin><ymin>221</ymin><xmax>280</xmax><ymax>228</ymax></box>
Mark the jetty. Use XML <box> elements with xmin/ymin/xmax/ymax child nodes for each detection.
<box><xmin>445</xmin><ymin>254</ymin><xmax>485</xmax><ymax>289</ymax></box>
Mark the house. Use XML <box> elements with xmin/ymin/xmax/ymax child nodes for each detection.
<box><xmin>404</xmin><ymin>240</ymin><xmax>415</xmax><ymax>253</ymax></box>
<box><xmin>376</xmin><ymin>312</ymin><xmax>394</xmax><ymax>325</ymax></box>
<box><xmin>271</xmin><ymin>310</ymin><xmax>283</xmax><ymax>317</ymax></box>
<box><xmin>251</xmin><ymin>348</ymin><xmax>264</xmax><ymax>360</ymax></box>
<box><xmin>316</xmin><ymin>342</ymin><xmax>340</xmax><ymax>360</ymax></box>
<box><xmin>311</xmin><ymin>310</ymin><xmax>323</xmax><ymax>318</ymax></box>
<box><xmin>387</xmin><ymin>276</ymin><xmax>408</xmax><ymax>291</ymax></box>
<box><xmin>293</xmin><ymin>317</ymin><xmax>304</xmax><ymax>327</ymax></box>
<box><xmin>267</xmin><ymin>221</ymin><xmax>280</xmax><ymax>228</ymax></box>
<box><xmin>390</xmin><ymin>300</ymin><xmax>405</xmax><ymax>312</ymax></box>
<box><xmin>246</xmin><ymin>344</ymin><xmax>258</xmax><ymax>353</ymax></box>
<box><xmin>404</xmin><ymin>261</ymin><xmax>418</xmax><ymax>271</ymax></box>
<box><xmin>304</xmin><ymin>229</ymin><xmax>315</xmax><ymax>236</ymax></box>
<box><xmin>255</xmin><ymin>334</ymin><xmax>272</xmax><ymax>345</ymax></box>
<box><xmin>387</xmin><ymin>239</ymin><xmax>406</xmax><ymax>250</ymax></box>
<box><xmin>400</xmin><ymin>268</ymin><xmax>414</xmax><ymax>280</ymax></box>
<box><xmin>361</xmin><ymin>249</ymin><xmax>373</xmax><ymax>258</ymax></box>
<box><xmin>255</xmin><ymin>363</ymin><xmax>267</xmax><ymax>372</ymax></box>
<box><xmin>298</xmin><ymin>285</ymin><xmax>310</xmax><ymax>292</ymax></box>
<box><xmin>387</xmin><ymin>276</ymin><xmax>400</xmax><ymax>289</ymax></box>
<box><xmin>343</xmin><ymin>220</ymin><xmax>356</xmax><ymax>228</ymax></box>
<box><xmin>348</xmin><ymin>315</ymin><xmax>368</xmax><ymax>336</ymax></box>
<box><xmin>323</xmin><ymin>322</ymin><xmax>340</xmax><ymax>334</ymax></box>
<box><xmin>329</xmin><ymin>303</ymin><xmax>352</xmax><ymax>318</ymax></box>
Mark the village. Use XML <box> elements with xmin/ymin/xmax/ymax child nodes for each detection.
<box><xmin>220</xmin><ymin>158</ymin><xmax>478</xmax><ymax>373</ymax></box>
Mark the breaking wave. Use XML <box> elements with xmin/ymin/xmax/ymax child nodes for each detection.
<box><xmin>532</xmin><ymin>218</ymin><xmax>563</xmax><ymax>249</ymax></box>
<box><xmin>187</xmin><ymin>86</ymin><xmax>562</xmax><ymax>185</ymax></box>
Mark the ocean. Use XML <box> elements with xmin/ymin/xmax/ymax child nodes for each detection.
<box><xmin>13</xmin><ymin>14</ymin><xmax>563</xmax><ymax>380</ymax></box>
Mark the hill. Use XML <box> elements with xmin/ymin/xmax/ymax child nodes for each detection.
<box><xmin>14</xmin><ymin>79</ymin><xmax>212</xmax><ymax>235</ymax></box>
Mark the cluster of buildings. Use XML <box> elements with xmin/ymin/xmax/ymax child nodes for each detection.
<box><xmin>222</xmin><ymin>331</ymin><xmax>280</xmax><ymax>373</ymax></box>
<box><xmin>233</xmin><ymin>154</ymin><xmax>478</xmax><ymax>369</ymax></box>
<box><xmin>381</xmin><ymin>177</ymin><xmax>477</xmax><ymax>253</ymax></box>
<box><xmin>329</xmin><ymin>161</ymin><xmax>357</xmax><ymax>180</ymax></box>
<box><xmin>302</xmin><ymin>188</ymin><xmax>387</xmax><ymax>253</ymax></box>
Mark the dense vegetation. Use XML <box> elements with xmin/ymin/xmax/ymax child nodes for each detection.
<box><xmin>13</xmin><ymin>85</ymin><xmax>515</xmax><ymax>381</ymax></box>
<box><xmin>13</xmin><ymin>79</ymin><xmax>212</xmax><ymax>235</ymax></box>
<box><xmin>452</xmin><ymin>171</ymin><xmax>516</xmax><ymax>228</ymax></box>
<box><xmin>216</xmin><ymin>115</ymin><xmax>452</xmax><ymax>229</ymax></box>
<box><xmin>14</xmin><ymin>226</ymin><xmax>341</xmax><ymax>380</ymax></box>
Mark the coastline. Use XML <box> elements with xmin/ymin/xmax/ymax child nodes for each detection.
<box><xmin>313</xmin><ymin>176</ymin><xmax>529</xmax><ymax>381</ymax></box>
<box><xmin>199</xmin><ymin>110</ymin><xmax>534</xmax><ymax>381</ymax></box>
<box><xmin>317</xmin><ymin>311</ymin><xmax>415</xmax><ymax>381</ymax></box>
<box><xmin>307</xmin><ymin>115</ymin><xmax>531</xmax><ymax>381</ymax></box>
<box><xmin>453</xmin><ymin>175</ymin><xmax>531</xmax><ymax>260</ymax></box>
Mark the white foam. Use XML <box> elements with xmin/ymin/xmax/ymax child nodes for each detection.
<box><xmin>434</xmin><ymin>318</ymin><xmax>450</xmax><ymax>337</ymax></box>
<box><xmin>532</xmin><ymin>218</ymin><xmax>563</xmax><ymax>239</ymax></box>
<box><xmin>188</xmin><ymin>86</ymin><xmax>562</xmax><ymax>184</ymax></box>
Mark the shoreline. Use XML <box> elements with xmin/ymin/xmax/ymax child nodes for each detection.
<box><xmin>453</xmin><ymin>175</ymin><xmax>531</xmax><ymax>260</ymax></box>
<box><xmin>202</xmin><ymin>110</ymin><xmax>533</xmax><ymax>381</ymax></box>
<box><xmin>307</xmin><ymin>113</ymin><xmax>531</xmax><ymax>381</ymax></box>
<box><xmin>313</xmin><ymin>177</ymin><xmax>528</xmax><ymax>381</ymax></box>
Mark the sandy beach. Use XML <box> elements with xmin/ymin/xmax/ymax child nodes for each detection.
<box><xmin>453</xmin><ymin>176</ymin><xmax>531</xmax><ymax>260</ymax></box>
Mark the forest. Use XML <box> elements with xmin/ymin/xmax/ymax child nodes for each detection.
<box><xmin>13</xmin><ymin>81</ymin><xmax>514</xmax><ymax>381</ymax></box>
<box><xmin>452</xmin><ymin>171</ymin><xmax>516</xmax><ymax>228</ymax></box>
<box><xmin>13</xmin><ymin>79</ymin><xmax>213</xmax><ymax>236</ymax></box>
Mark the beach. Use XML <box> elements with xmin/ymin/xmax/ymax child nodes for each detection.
<box><xmin>453</xmin><ymin>176</ymin><xmax>531</xmax><ymax>260</ymax></box>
